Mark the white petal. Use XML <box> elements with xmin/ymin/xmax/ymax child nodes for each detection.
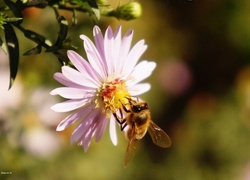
<box><xmin>127</xmin><ymin>61</ymin><xmax>156</xmax><ymax>86</ymax></box>
<box><xmin>50</xmin><ymin>87</ymin><xmax>93</xmax><ymax>99</ymax></box>
<box><xmin>121</xmin><ymin>28</ymin><xmax>133</xmax><ymax>54</ymax></box>
<box><xmin>54</xmin><ymin>72</ymin><xmax>82</xmax><ymax>88</ymax></box>
<box><xmin>109</xmin><ymin>114</ymin><xmax>118</xmax><ymax>146</ymax></box>
<box><xmin>51</xmin><ymin>98</ymin><xmax>92</xmax><ymax>112</ymax></box>
<box><xmin>117</xmin><ymin>29</ymin><xmax>133</xmax><ymax>71</ymax></box>
<box><xmin>112</xmin><ymin>26</ymin><xmax>122</xmax><ymax>72</ymax></box>
<box><xmin>113</xmin><ymin>25</ymin><xmax>122</xmax><ymax>41</ymax></box>
<box><xmin>62</xmin><ymin>66</ymin><xmax>99</xmax><ymax>88</ymax></box>
<box><xmin>104</xmin><ymin>26</ymin><xmax>115</xmax><ymax>75</ymax></box>
<box><xmin>128</xmin><ymin>83</ymin><xmax>151</xmax><ymax>96</ymax></box>
<box><xmin>122</xmin><ymin>40</ymin><xmax>147</xmax><ymax>75</ymax></box>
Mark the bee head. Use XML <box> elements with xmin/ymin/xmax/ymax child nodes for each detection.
<box><xmin>132</xmin><ymin>102</ymin><xmax>148</xmax><ymax>112</ymax></box>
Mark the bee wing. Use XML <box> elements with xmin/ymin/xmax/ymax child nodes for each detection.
<box><xmin>124</xmin><ymin>132</ymin><xmax>137</xmax><ymax>167</ymax></box>
<box><xmin>148</xmin><ymin>121</ymin><xmax>171</xmax><ymax>148</ymax></box>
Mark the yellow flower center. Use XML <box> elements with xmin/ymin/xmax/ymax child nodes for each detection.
<box><xmin>96</xmin><ymin>78</ymin><xmax>131</xmax><ymax>116</ymax></box>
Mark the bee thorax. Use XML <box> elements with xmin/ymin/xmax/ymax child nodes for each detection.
<box><xmin>134</xmin><ymin>113</ymin><xmax>148</xmax><ymax>126</ymax></box>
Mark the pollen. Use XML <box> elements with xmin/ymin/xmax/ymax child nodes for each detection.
<box><xmin>96</xmin><ymin>78</ymin><xmax>131</xmax><ymax>115</ymax></box>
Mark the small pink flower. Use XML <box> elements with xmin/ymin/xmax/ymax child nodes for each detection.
<box><xmin>50</xmin><ymin>25</ymin><xmax>156</xmax><ymax>151</ymax></box>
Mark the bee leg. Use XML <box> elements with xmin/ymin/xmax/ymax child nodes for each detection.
<box><xmin>120</xmin><ymin>102</ymin><xmax>131</xmax><ymax>113</ymax></box>
<box><xmin>118</xmin><ymin>108</ymin><xmax>128</xmax><ymax>131</ymax></box>
<box><xmin>112</xmin><ymin>111</ymin><xmax>127</xmax><ymax>131</ymax></box>
<box><xmin>125</xmin><ymin>96</ymin><xmax>138</xmax><ymax>104</ymax></box>
<box><xmin>121</xmin><ymin>122</ymin><xmax>127</xmax><ymax>131</ymax></box>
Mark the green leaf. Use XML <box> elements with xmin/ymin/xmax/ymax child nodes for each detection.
<box><xmin>3</xmin><ymin>0</ymin><xmax>23</xmax><ymax>24</ymax></box>
<box><xmin>24</xmin><ymin>29</ymin><xmax>47</xmax><ymax>45</ymax></box>
<box><xmin>92</xmin><ymin>7</ymin><xmax>100</xmax><ymax>20</ymax></box>
<box><xmin>46</xmin><ymin>16</ymin><xmax>68</xmax><ymax>52</ymax></box>
<box><xmin>87</xmin><ymin>0</ymin><xmax>98</xmax><ymax>9</ymax></box>
<box><xmin>0</xmin><ymin>36</ymin><xmax>8</xmax><ymax>54</ymax></box>
<box><xmin>87</xmin><ymin>0</ymin><xmax>100</xmax><ymax>19</ymax></box>
<box><xmin>72</xmin><ymin>9</ymin><xmax>77</xmax><ymax>25</ymax></box>
<box><xmin>56</xmin><ymin>16</ymin><xmax>68</xmax><ymax>45</ymax></box>
<box><xmin>3</xmin><ymin>23</ymin><xmax>19</xmax><ymax>89</ymax></box>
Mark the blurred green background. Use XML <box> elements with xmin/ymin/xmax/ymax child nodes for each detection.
<box><xmin>1</xmin><ymin>0</ymin><xmax>250</xmax><ymax>179</ymax></box>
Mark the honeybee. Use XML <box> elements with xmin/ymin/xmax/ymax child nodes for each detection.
<box><xmin>113</xmin><ymin>97</ymin><xmax>171</xmax><ymax>167</ymax></box>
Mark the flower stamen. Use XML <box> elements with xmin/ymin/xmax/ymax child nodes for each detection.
<box><xmin>97</xmin><ymin>78</ymin><xmax>131</xmax><ymax>115</ymax></box>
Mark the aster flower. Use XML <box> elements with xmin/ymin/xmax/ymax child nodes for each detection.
<box><xmin>50</xmin><ymin>25</ymin><xmax>156</xmax><ymax>152</ymax></box>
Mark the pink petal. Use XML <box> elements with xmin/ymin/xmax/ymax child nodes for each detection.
<box><xmin>93</xmin><ymin>26</ymin><xmax>105</xmax><ymax>61</ymax></box>
<box><xmin>67</xmin><ymin>50</ymin><xmax>88</xmax><ymax>73</ymax></box>
<box><xmin>56</xmin><ymin>104</ymin><xmax>94</xmax><ymax>131</ymax></box>
<box><xmin>67</xmin><ymin>50</ymin><xmax>102</xmax><ymax>83</ymax></box>
<box><xmin>70</xmin><ymin>108</ymin><xmax>98</xmax><ymax>144</ymax></box>
<box><xmin>79</xmin><ymin>127</ymin><xmax>95</xmax><ymax>152</ymax></box>
<box><xmin>81</xmin><ymin>137</ymin><xmax>92</xmax><ymax>152</ymax></box>
<box><xmin>80</xmin><ymin>35</ymin><xmax>107</xmax><ymax>79</ymax></box>
<box><xmin>94</xmin><ymin>113</ymin><xmax>108</xmax><ymax>142</ymax></box>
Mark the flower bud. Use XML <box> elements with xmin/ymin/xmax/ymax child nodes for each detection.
<box><xmin>96</xmin><ymin>0</ymin><xmax>108</xmax><ymax>6</ymax></box>
<box><xmin>105</xmin><ymin>2</ymin><xmax>142</xmax><ymax>20</ymax></box>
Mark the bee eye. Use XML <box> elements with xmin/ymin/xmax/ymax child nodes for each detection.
<box><xmin>132</xmin><ymin>106</ymin><xmax>141</xmax><ymax>112</ymax></box>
